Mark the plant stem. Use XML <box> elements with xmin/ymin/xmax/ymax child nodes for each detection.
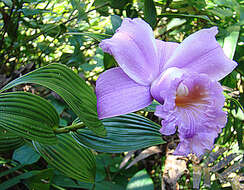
<box><xmin>54</xmin><ymin>122</ymin><xmax>85</xmax><ymax>134</ymax></box>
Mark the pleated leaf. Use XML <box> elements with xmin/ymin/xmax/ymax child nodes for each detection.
<box><xmin>0</xmin><ymin>127</ymin><xmax>24</xmax><ymax>153</ymax></box>
<box><xmin>33</xmin><ymin>133</ymin><xmax>96</xmax><ymax>183</ymax></box>
<box><xmin>71</xmin><ymin>113</ymin><xmax>165</xmax><ymax>153</ymax></box>
<box><xmin>0</xmin><ymin>92</ymin><xmax>58</xmax><ymax>144</ymax></box>
<box><xmin>1</xmin><ymin>63</ymin><xmax>106</xmax><ymax>137</ymax></box>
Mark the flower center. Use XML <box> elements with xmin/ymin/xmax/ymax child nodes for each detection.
<box><xmin>175</xmin><ymin>83</ymin><xmax>207</xmax><ymax>107</ymax></box>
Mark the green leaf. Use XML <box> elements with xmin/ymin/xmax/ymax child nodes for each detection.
<box><xmin>0</xmin><ymin>170</ymin><xmax>40</xmax><ymax>190</ymax></box>
<box><xmin>21</xmin><ymin>8</ymin><xmax>51</xmax><ymax>16</ymax></box>
<box><xmin>12</xmin><ymin>144</ymin><xmax>40</xmax><ymax>165</ymax></box>
<box><xmin>222</xmin><ymin>24</ymin><xmax>240</xmax><ymax>59</ymax></box>
<box><xmin>208</xmin><ymin>8</ymin><xmax>233</xmax><ymax>19</ymax></box>
<box><xmin>94</xmin><ymin>0</ymin><xmax>110</xmax><ymax>16</ymax></box>
<box><xmin>41</xmin><ymin>24</ymin><xmax>66</xmax><ymax>37</ymax></box>
<box><xmin>1</xmin><ymin>0</ymin><xmax>12</xmax><ymax>7</ymax></box>
<box><xmin>143</xmin><ymin>101</ymin><xmax>160</xmax><ymax>112</ymax></box>
<box><xmin>66</xmin><ymin>32</ymin><xmax>112</xmax><ymax>42</ymax></box>
<box><xmin>0</xmin><ymin>92</ymin><xmax>58</xmax><ymax>144</ymax></box>
<box><xmin>33</xmin><ymin>133</ymin><xmax>96</xmax><ymax>183</ymax></box>
<box><xmin>144</xmin><ymin>0</ymin><xmax>157</xmax><ymax>28</ymax></box>
<box><xmin>126</xmin><ymin>169</ymin><xmax>154</xmax><ymax>190</ymax></box>
<box><xmin>103</xmin><ymin>53</ymin><xmax>117</xmax><ymax>70</ymax></box>
<box><xmin>0</xmin><ymin>128</ymin><xmax>24</xmax><ymax>153</ymax></box>
<box><xmin>95</xmin><ymin>181</ymin><xmax>124</xmax><ymax>190</ymax></box>
<box><xmin>111</xmin><ymin>15</ymin><xmax>122</xmax><ymax>33</ymax></box>
<box><xmin>71</xmin><ymin>113</ymin><xmax>165</xmax><ymax>153</ymax></box>
<box><xmin>70</xmin><ymin>0</ymin><xmax>86</xmax><ymax>20</ymax></box>
<box><xmin>158</xmin><ymin>13</ymin><xmax>213</xmax><ymax>24</ymax></box>
<box><xmin>240</xmin><ymin>6</ymin><xmax>244</xmax><ymax>25</ymax></box>
<box><xmin>109</xmin><ymin>0</ymin><xmax>131</xmax><ymax>9</ymax></box>
<box><xmin>0</xmin><ymin>164</ymin><xmax>25</xmax><ymax>178</ymax></box>
<box><xmin>24</xmin><ymin>168</ymin><xmax>54</xmax><ymax>190</ymax></box>
<box><xmin>52</xmin><ymin>174</ymin><xmax>93</xmax><ymax>189</ymax></box>
<box><xmin>1</xmin><ymin>64</ymin><xmax>106</xmax><ymax>137</ymax></box>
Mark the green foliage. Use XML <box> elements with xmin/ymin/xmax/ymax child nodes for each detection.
<box><xmin>0</xmin><ymin>92</ymin><xmax>58</xmax><ymax>144</ymax></box>
<box><xmin>71</xmin><ymin>113</ymin><xmax>165</xmax><ymax>153</ymax></box>
<box><xmin>103</xmin><ymin>53</ymin><xmax>117</xmax><ymax>70</ymax></box>
<box><xmin>24</xmin><ymin>169</ymin><xmax>54</xmax><ymax>190</ymax></box>
<box><xmin>1</xmin><ymin>64</ymin><xmax>106</xmax><ymax>137</ymax></box>
<box><xmin>126</xmin><ymin>169</ymin><xmax>154</xmax><ymax>190</ymax></box>
<box><xmin>0</xmin><ymin>170</ymin><xmax>42</xmax><ymax>190</ymax></box>
<box><xmin>0</xmin><ymin>128</ymin><xmax>24</xmax><ymax>153</ymax></box>
<box><xmin>144</xmin><ymin>0</ymin><xmax>157</xmax><ymax>28</ymax></box>
<box><xmin>12</xmin><ymin>144</ymin><xmax>40</xmax><ymax>165</ymax></box>
<box><xmin>0</xmin><ymin>0</ymin><xmax>243</xmax><ymax>189</ymax></box>
<box><xmin>111</xmin><ymin>15</ymin><xmax>122</xmax><ymax>32</ymax></box>
<box><xmin>33</xmin><ymin>133</ymin><xmax>96</xmax><ymax>183</ymax></box>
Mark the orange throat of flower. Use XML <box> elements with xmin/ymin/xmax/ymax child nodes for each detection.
<box><xmin>175</xmin><ymin>83</ymin><xmax>208</xmax><ymax>107</ymax></box>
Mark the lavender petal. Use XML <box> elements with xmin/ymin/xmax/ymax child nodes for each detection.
<box><xmin>163</xmin><ymin>27</ymin><xmax>237</xmax><ymax>81</ymax></box>
<box><xmin>99</xmin><ymin>18</ymin><xmax>159</xmax><ymax>85</ymax></box>
<box><xmin>96</xmin><ymin>68</ymin><xmax>153</xmax><ymax>119</ymax></box>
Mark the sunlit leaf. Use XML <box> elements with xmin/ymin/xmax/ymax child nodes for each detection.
<box><xmin>222</xmin><ymin>24</ymin><xmax>240</xmax><ymax>59</ymax></box>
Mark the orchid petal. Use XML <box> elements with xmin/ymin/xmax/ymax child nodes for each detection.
<box><xmin>96</xmin><ymin>68</ymin><xmax>153</xmax><ymax>119</ymax></box>
<box><xmin>100</xmin><ymin>18</ymin><xmax>158</xmax><ymax>85</ymax></box>
<box><xmin>156</xmin><ymin>40</ymin><xmax>179</xmax><ymax>72</ymax></box>
<box><xmin>163</xmin><ymin>27</ymin><xmax>237</xmax><ymax>81</ymax></box>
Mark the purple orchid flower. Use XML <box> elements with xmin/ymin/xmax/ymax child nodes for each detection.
<box><xmin>96</xmin><ymin>18</ymin><xmax>237</xmax><ymax>156</ymax></box>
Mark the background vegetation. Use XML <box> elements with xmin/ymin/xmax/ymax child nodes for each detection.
<box><xmin>0</xmin><ymin>0</ymin><xmax>243</xmax><ymax>189</ymax></box>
